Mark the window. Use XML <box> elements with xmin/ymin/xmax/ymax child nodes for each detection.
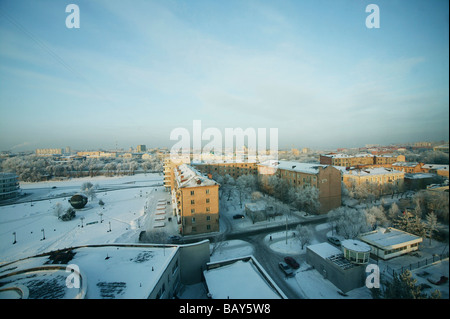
<box><xmin>206</xmin><ymin>207</ymin><xmax>210</xmax><ymax>212</ymax></box>
<box><xmin>206</xmin><ymin>198</ymin><xmax>210</xmax><ymax>203</ymax></box>
<box><xmin>206</xmin><ymin>189</ymin><xmax>210</xmax><ymax>194</ymax></box>
<box><xmin>206</xmin><ymin>216</ymin><xmax>211</xmax><ymax>221</ymax></box>
<box><xmin>191</xmin><ymin>209</ymin><xmax>195</xmax><ymax>214</ymax></box>
<box><xmin>191</xmin><ymin>200</ymin><xmax>195</xmax><ymax>204</ymax></box>
<box><xmin>206</xmin><ymin>225</ymin><xmax>211</xmax><ymax>230</ymax></box>
<box><xmin>192</xmin><ymin>217</ymin><xmax>196</xmax><ymax>223</ymax></box>
<box><xmin>190</xmin><ymin>190</ymin><xmax>195</xmax><ymax>196</ymax></box>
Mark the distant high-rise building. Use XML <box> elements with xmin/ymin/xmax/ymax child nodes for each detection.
<box><xmin>137</xmin><ymin>145</ymin><xmax>146</xmax><ymax>153</ymax></box>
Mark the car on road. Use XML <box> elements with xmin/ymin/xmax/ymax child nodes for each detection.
<box><xmin>278</xmin><ymin>262</ymin><xmax>294</xmax><ymax>277</ymax></box>
<box><xmin>327</xmin><ymin>236</ymin><xmax>341</xmax><ymax>246</ymax></box>
<box><xmin>168</xmin><ymin>235</ymin><xmax>182</xmax><ymax>243</ymax></box>
<box><xmin>284</xmin><ymin>256</ymin><xmax>300</xmax><ymax>269</ymax></box>
<box><xmin>233</xmin><ymin>214</ymin><xmax>245</xmax><ymax>219</ymax></box>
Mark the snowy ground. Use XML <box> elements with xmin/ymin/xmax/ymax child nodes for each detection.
<box><xmin>0</xmin><ymin>173</ymin><xmax>177</xmax><ymax>263</ymax></box>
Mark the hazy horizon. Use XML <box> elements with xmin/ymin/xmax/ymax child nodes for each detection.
<box><xmin>1</xmin><ymin>0</ymin><xmax>449</xmax><ymax>152</ymax></box>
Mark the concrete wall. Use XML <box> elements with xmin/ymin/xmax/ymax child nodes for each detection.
<box><xmin>317</xmin><ymin>166</ymin><xmax>342</xmax><ymax>214</ymax></box>
<box><xmin>306</xmin><ymin>248</ymin><xmax>366</xmax><ymax>293</ymax></box>
<box><xmin>178</xmin><ymin>240</ymin><xmax>210</xmax><ymax>285</ymax></box>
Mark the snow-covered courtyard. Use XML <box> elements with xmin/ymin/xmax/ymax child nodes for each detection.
<box><xmin>0</xmin><ymin>173</ymin><xmax>175</xmax><ymax>263</ymax></box>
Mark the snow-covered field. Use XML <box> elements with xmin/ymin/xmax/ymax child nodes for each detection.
<box><xmin>0</xmin><ymin>173</ymin><xmax>173</xmax><ymax>263</ymax></box>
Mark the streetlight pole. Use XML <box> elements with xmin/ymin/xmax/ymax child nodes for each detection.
<box><xmin>285</xmin><ymin>216</ymin><xmax>288</xmax><ymax>245</ymax></box>
<box><xmin>12</xmin><ymin>232</ymin><xmax>16</xmax><ymax>244</ymax></box>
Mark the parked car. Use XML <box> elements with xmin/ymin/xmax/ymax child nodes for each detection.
<box><xmin>284</xmin><ymin>256</ymin><xmax>300</xmax><ymax>269</ymax></box>
<box><xmin>233</xmin><ymin>214</ymin><xmax>245</xmax><ymax>219</ymax></box>
<box><xmin>327</xmin><ymin>236</ymin><xmax>341</xmax><ymax>246</ymax></box>
<box><xmin>278</xmin><ymin>262</ymin><xmax>294</xmax><ymax>277</ymax></box>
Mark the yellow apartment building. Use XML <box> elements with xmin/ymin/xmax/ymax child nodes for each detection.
<box><xmin>391</xmin><ymin>162</ymin><xmax>424</xmax><ymax>174</ymax></box>
<box><xmin>340</xmin><ymin>167</ymin><xmax>405</xmax><ymax>189</ymax></box>
<box><xmin>320</xmin><ymin>153</ymin><xmax>404</xmax><ymax>167</ymax></box>
<box><xmin>173</xmin><ymin>164</ymin><xmax>220</xmax><ymax>235</ymax></box>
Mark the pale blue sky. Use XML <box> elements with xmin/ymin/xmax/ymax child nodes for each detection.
<box><xmin>0</xmin><ymin>0</ymin><xmax>448</xmax><ymax>151</ymax></box>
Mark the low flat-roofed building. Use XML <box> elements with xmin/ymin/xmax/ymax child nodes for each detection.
<box><xmin>359</xmin><ymin>227</ymin><xmax>422</xmax><ymax>260</ymax></box>
<box><xmin>203</xmin><ymin>256</ymin><xmax>287</xmax><ymax>299</ymax></box>
<box><xmin>0</xmin><ymin>241</ymin><xmax>210</xmax><ymax>299</ymax></box>
<box><xmin>306</xmin><ymin>242</ymin><xmax>367</xmax><ymax>293</ymax></box>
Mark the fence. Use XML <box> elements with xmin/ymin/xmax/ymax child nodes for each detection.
<box><xmin>384</xmin><ymin>251</ymin><xmax>449</xmax><ymax>277</ymax></box>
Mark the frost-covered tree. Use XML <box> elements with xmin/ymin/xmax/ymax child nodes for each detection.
<box><xmin>330</xmin><ymin>206</ymin><xmax>369</xmax><ymax>239</ymax></box>
<box><xmin>365</xmin><ymin>206</ymin><xmax>389</xmax><ymax>229</ymax></box>
<box><xmin>296</xmin><ymin>225</ymin><xmax>313</xmax><ymax>249</ymax></box>
<box><xmin>288</xmin><ymin>186</ymin><xmax>320</xmax><ymax>214</ymax></box>
<box><xmin>53</xmin><ymin>202</ymin><xmax>64</xmax><ymax>218</ymax></box>
<box><xmin>374</xmin><ymin>270</ymin><xmax>440</xmax><ymax>299</ymax></box>
<box><xmin>387</xmin><ymin>202</ymin><xmax>401</xmax><ymax>222</ymax></box>
<box><xmin>81</xmin><ymin>182</ymin><xmax>96</xmax><ymax>201</ymax></box>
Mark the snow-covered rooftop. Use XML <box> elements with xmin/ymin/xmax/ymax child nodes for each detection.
<box><xmin>307</xmin><ymin>242</ymin><xmax>341</xmax><ymax>259</ymax></box>
<box><xmin>203</xmin><ymin>257</ymin><xmax>284</xmax><ymax>299</ymax></box>
<box><xmin>259</xmin><ymin>160</ymin><xmax>328</xmax><ymax>175</ymax></box>
<box><xmin>338</xmin><ymin>167</ymin><xmax>404</xmax><ymax>176</ymax></box>
<box><xmin>321</xmin><ymin>153</ymin><xmax>374</xmax><ymax>159</ymax></box>
<box><xmin>422</xmin><ymin>164</ymin><xmax>449</xmax><ymax>171</ymax></box>
<box><xmin>341</xmin><ymin>239</ymin><xmax>371</xmax><ymax>253</ymax></box>
<box><xmin>392</xmin><ymin>162</ymin><xmax>422</xmax><ymax>167</ymax></box>
<box><xmin>174</xmin><ymin>164</ymin><xmax>219</xmax><ymax>188</ymax></box>
<box><xmin>359</xmin><ymin>227</ymin><xmax>422</xmax><ymax>249</ymax></box>
<box><xmin>0</xmin><ymin>244</ymin><xmax>178</xmax><ymax>299</ymax></box>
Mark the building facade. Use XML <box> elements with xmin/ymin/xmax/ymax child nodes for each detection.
<box><xmin>320</xmin><ymin>153</ymin><xmax>402</xmax><ymax>167</ymax></box>
<box><xmin>359</xmin><ymin>227</ymin><xmax>423</xmax><ymax>260</ymax></box>
<box><xmin>340</xmin><ymin>167</ymin><xmax>405</xmax><ymax>189</ymax></box>
<box><xmin>36</xmin><ymin>148</ymin><xmax>63</xmax><ymax>156</ymax></box>
<box><xmin>193</xmin><ymin>161</ymin><xmax>258</xmax><ymax>179</ymax></box>
<box><xmin>0</xmin><ymin>172</ymin><xmax>20</xmax><ymax>201</ymax></box>
<box><xmin>258</xmin><ymin>160</ymin><xmax>341</xmax><ymax>214</ymax></box>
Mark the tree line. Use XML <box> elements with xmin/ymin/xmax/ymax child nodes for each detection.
<box><xmin>0</xmin><ymin>155</ymin><xmax>163</xmax><ymax>182</ymax></box>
